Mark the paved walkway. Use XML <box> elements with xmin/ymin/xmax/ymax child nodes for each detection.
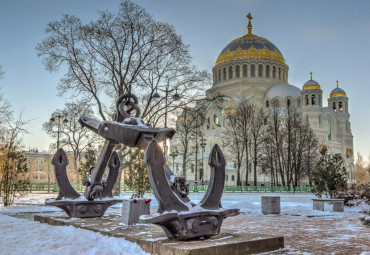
<box><xmin>2</xmin><ymin>193</ymin><xmax>369</xmax><ymax>254</ymax></box>
<box><xmin>225</xmin><ymin>212</ymin><xmax>369</xmax><ymax>254</ymax></box>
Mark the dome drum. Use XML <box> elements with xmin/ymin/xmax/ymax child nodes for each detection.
<box><xmin>213</xmin><ymin>61</ymin><xmax>288</xmax><ymax>85</ymax></box>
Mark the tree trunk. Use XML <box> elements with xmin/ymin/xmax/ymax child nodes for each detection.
<box><xmin>245</xmin><ymin>151</ymin><xmax>249</xmax><ymax>185</ymax></box>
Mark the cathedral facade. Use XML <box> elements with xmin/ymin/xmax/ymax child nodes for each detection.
<box><xmin>172</xmin><ymin>14</ymin><xmax>354</xmax><ymax>186</ymax></box>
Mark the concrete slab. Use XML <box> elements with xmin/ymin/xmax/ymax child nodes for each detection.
<box><xmin>34</xmin><ymin>213</ymin><xmax>284</xmax><ymax>255</ymax></box>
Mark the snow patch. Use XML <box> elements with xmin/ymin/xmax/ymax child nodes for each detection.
<box><xmin>0</xmin><ymin>213</ymin><xmax>148</xmax><ymax>255</ymax></box>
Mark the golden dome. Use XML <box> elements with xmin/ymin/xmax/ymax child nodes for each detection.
<box><xmin>329</xmin><ymin>81</ymin><xmax>347</xmax><ymax>98</ymax></box>
<box><xmin>216</xmin><ymin>13</ymin><xmax>285</xmax><ymax>65</ymax></box>
<box><xmin>302</xmin><ymin>72</ymin><xmax>321</xmax><ymax>90</ymax></box>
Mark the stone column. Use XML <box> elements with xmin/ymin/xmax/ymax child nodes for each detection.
<box><xmin>261</xmin><ymin>196</ymin><xmax>280</xmax><ymax>215</ymax></box>
<box><xmin>122</xmin><ymin>198</ymin><xmax>150</xmax><ymax>225</ymax></box>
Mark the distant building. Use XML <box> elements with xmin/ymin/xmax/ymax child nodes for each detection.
<box><xmin>171</xmin><ymin>14</ymin><xmax>354</xmax><ymax>186</ymax></box>
<box><xmin>23</xmin><ymin>149</ymin><xmax>81</xmax><ymax>184</ymax></box>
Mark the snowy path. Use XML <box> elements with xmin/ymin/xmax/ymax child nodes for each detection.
<box><xmin>0</xmin><ymin>213</ymin><xmax>148</xmax><ymax>255</ymax></box>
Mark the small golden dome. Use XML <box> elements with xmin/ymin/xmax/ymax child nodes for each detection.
<box><xmin>302</xmin><ymin>72</ymin><xmax>321</xmax><ymax>90</ymax></box>
<box><xmin>329</xmin><ymin>80</ymin><xmax>347</xmax><ymax>98</ymax></box>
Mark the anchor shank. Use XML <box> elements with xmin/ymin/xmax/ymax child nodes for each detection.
<box><xmin>85</xmin><ymin>140</ymin><xmax>116</xmax><ymax>200</ymax></box>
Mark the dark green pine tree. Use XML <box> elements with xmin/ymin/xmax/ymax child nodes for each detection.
<box><xmin>79</xmin><ymin>147</ymin><xmax>97</xmax><ymax>180</ymax></box>
<box><xmin>124</xmin><ymin>149</ymin><xmax>151</xmax><ymax>198</ymax></box>
<box><xmin>312</xmin><ymin>146</ymin><xmax>347</xmax><ymax>199</ymax></box>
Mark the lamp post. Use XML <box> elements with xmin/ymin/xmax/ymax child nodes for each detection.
<box><xmin>199</xmin><ymin>135</ymin><xmax>206</xmax><ymax>185</ymax></box>
<box><xmin>49</xmin><ymin>114</ymin><xmax>68</xmax><ymax>150</ymax></box>
<box><xmin>169</xmin><ymin>150</ymin><xmax>178</xmax><ymax>171</ymax></box>
<box><xmin>152</xmin><ymin>84</ymin><xmax>180</xmax><ymax>155</ymax></box>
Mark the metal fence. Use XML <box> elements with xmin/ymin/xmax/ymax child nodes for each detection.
<box><xmin>29</xmin><ymin>183</ymin><xmax>312</xmax><ymax>193</ymax></box>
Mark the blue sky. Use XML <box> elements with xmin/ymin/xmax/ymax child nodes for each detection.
<box><xmin>0</xmin><ymin>0</ymin><xmax>369</xmax><ymax>157</ymax></box>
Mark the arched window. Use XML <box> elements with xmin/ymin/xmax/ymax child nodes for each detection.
<box><xmin>218</xmin><ymin>70</ymin><xmax>221</xmax><ymax>82</ymax></box>
<box><xmin>266</xmin><ymin>65</ymin><xmax>270</xmax><ymax>78</ymax></box>
<box><xmin>231</xmin><ymin>175</ymin><xmax>235</xmax><ymax>181</ymax></box>
<box><xmin>251</xmin><ymin>64</ymin><xmax>255</xmax><ymax>77</ymax></box>
<box><xmin>214</xmin><ymin>107</ymin><xmax>222</xmax><ymax>127</ymax></box>
<box><xmin>297</xmin><ymin>99</ymin><xmax>301</xmax><ymax>107</ymax></box>
<box><xmin>339</xmin><ymin>102</ymin><xmax>343</xmax><ymax>111</ymax></box>
<box><xmin>319</xmin><ymin>95</ymin><xmax>322</xmax><ymax>106</ymax></box>
<box><xmin>305</xmin><ymin>95</ymin><xmax>309</xmax><ymax>105</ymax></box>
<box><xmin>236</xmin><ymin>65</ymin><xmax>240</xmax><ymax>78</ymax></box>
<box><xmin>325</xmin><ymin>119</ymin><xmax>331</xmax><ymax>140</ymax></box>
<box><xmin>223</xmin><ymin>68</ymin><xmax>226</xmax><ymax>80</ymax></box>
<box><xmin>333</xmin><ymin>102</ymin><xmax>336</xmax><ymax>111</ymax></box>
<box><xmin>311</xmin><ymin>94</ymin><xmax>316</xmax><ymax>105</ymax></box>
<box><xmin>243</xmin><ymin>65</ymin><xmax>247</xmax><ymax>77</ymax></box>
<box><xmin>272</xmin><ymin>66</ymin><xmax>276</xmax><ymax>78</ymax></box>
<box><xmin>278</xmin><ymin>67</ymin><xmax>281</xmax><ymax>79</ymax></box>
<box><xmin>287</xmin><ymin>99</ymin><xmax>291</xmax><ymax>106</ymax></box>
<box><xmin>228</xmin><ymin>66</ymin><xmax>233</xmax><ymax>79</ymax></box>
<box><xmin>282</xmin><ymin>69</ymin><xmax>285</xmax><ymax>81</ymax></box>
<box><xmin>266</xmin><ymin>100</ymin><xmax>269</xmax><ymax>107</ymax></box>
<box><xmin>258</xmin><ymin>64</ymin><xmax>263</xmax><ymax>77</ymax></box>
<box><xmin>225</xmin><ymin>175</ymin><xmax>228</xmax><ymax>181</ymax></box>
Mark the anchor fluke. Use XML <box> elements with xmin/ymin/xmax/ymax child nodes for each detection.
<box><xmin>51</xmin><ymin>148</ymin><xmax>80</xmax><ymax>200</ymax></box>
<box><xmin>199</xmin><ymin>144</ymin><xmax>225</xmax><ymax>210</ymax></box>
<box><xmin>140</xmin><ymin>141</ymin><xmax>240</xmax><ymax>240</ymax></box>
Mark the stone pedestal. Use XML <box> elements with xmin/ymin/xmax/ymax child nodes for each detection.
<box><xmin>34</xmin><ymin>214</ymin><xmax>285</xmax><ymax>255</ymax></box>
<box><xmin>122</xmin><ymin>198</ymin><xmax>150</xmax><ymax>225</ymax></box>
<box><xmin>261</xmin><ymin>196</ymin><xmax>280</xmax><ymax>215</ymax></box>
<box><xmin>333</xmin><ymin>201</ymin><xmax>344</xmax><ymax>212</ymax></box>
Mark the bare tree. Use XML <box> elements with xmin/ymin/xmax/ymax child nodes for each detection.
<box><xmin>0</xmin><ymin>114</ymin><xmax>30</xmax><ymax>206</ymax></box>
<box><xmin>267</xmin><ymin>102</ymin><xmax>286</xmax><ymax>186</ymax></box>
<box><xmin>221</xmin><ymin>112</ymin><xmax>245</xmax><ymax>186</ymax></box>
<box><xmin>174</xmin><ymin>102</ymin><xmax>207</xmax><ymax>179</ymax></box>
<box><xmin>234</xmin><ymin>99</ymin><xmax>254</xmax><ymax>185</ymax></box>
<box><xmin>36</xmin><ymin>0</ymin><xmax>209</xmax><ymax>126</ymax></box>
<box><xmin>262</xmin><ymin>104</ymin><xmax>318</xmax><ymax>187</ymax></box>
<box><xmin>37</xmin><ymin>1</ymin><xmax>210</xmax><ymax>194</ymax></box>
<box><xmin>355</xmin><ymin>153</ymin><xmax>370</xmax><ymax>185</ymax></box>
<box><xmin>249</xmin><ymin>107</ymin><xmax>267</xmax><ymax>186</ymax></box>
<box><xmin>43</xmin><ymin>102</ymin><xmax>98</xmax><ymax>183</ymax></box>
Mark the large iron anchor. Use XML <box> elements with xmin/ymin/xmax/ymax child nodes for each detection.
<box><xmin>140</xmin><ymin>140</ymin><xmax>240</xmax><ymax>240</ymax></box>
<box><xmin>45</xmin><ymin>94</ymin><xmax>171</xmax><ymax>217</ymax></box>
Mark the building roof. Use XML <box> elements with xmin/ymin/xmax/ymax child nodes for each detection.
<box><xmin>265</xmin><ymin>83</ymin><xmax>301</xmax><ymax>99</ymax></box>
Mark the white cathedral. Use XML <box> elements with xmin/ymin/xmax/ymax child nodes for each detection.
<box><xmin>172</xmin><ymin>14</ymin><xmax>354</xmax><ymax>186</ymax></box>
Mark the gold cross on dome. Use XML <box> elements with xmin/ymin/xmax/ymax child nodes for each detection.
<box><xmin>310</xmin><ymin>72</ymin><xmax>312</xmax><ymax>80</ymax></box>
<box><xmin>336</xmin><ymin>80</ymin><xmax>339</xmax><ymax>88</ymax></box>
<box><xmin>247</xmin><ymin>13</ymin><xmax>253</xmax><ymax>21</ymax></box>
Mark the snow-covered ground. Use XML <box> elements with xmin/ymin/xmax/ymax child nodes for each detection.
<box><xmin>0</xmin><ymin>213</ymin><xmax>148</xmax><ymax>255</ymax></box>
<box><xmin>1</xmin><ymin>192</ymin><xmax>369</xmax><ymax>254</ymax></box>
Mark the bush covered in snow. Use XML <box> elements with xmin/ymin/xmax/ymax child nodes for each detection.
<box><xmin>337</xmin><ymin>184</ymin><xmax>370</xmax><ymax>208</ymax></box>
